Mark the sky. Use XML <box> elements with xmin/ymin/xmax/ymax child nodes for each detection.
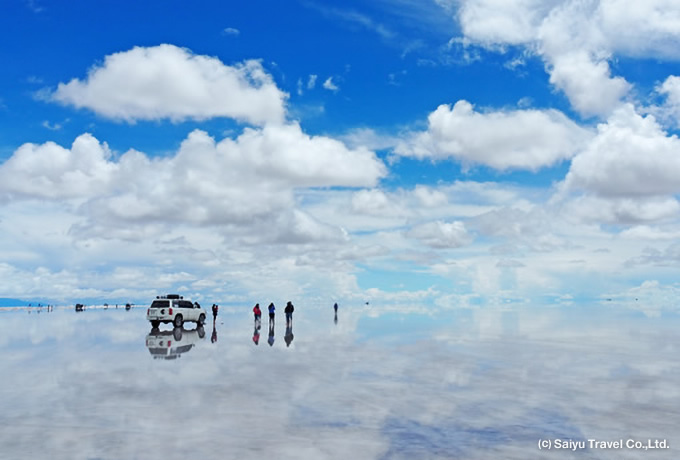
<box><xmin>1</xmin><ymin>0</ymin><xmax>680</xmax><ymax>307</ymax></box>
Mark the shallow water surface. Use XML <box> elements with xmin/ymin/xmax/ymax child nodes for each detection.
<box><xmin>0</xmin><ymin>303</ymin><xmax>678</xmax><ymax>459</ymax></box>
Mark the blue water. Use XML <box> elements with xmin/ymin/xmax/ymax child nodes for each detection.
<box><xmin>0</xmin><ymin>302</ymin><xmax>678</xmax><ymax>459</ymax></box>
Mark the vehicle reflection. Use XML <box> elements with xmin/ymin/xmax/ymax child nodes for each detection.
<box><xmin>145</xmin><ymin>326</ymin><xmax>206</xmax><ymax>360</ymax></box>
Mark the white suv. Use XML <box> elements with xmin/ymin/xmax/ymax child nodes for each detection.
<box><xmin>146</xmin><ymin>294</ymin><xmax>207</xmax><ymax>328</ymax></box>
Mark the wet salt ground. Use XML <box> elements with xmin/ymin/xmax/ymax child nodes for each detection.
<box><xmin>0</xmin><ymin>303</ymin><xmax>678</xmax><ymax>459</ymax></box>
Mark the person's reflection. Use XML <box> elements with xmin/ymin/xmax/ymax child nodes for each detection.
<box><xmin>267</xmin><ymin>318</ymin><xmax>275</xmax><ymax>347</ymax></box>
<box><xmin>284</xmin><ymin>323</ymin><xmax>294</xmax><ymax>347</ymax></box>
<box><xmin>211</xmin><ymin>318</ymin><xmax>218</xmax><ymax>343</ymax></box>
<box><xmin>252</xmin><ymin>316</ymin><xmax>261</xmax><ymax>345</ymax></box>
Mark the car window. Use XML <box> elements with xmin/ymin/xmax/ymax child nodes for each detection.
<box><xmin>179</xmin><ymin>300</ymin><xmax>193</xmax><ymax>309</ymax></box>
<box><xmin>150</xmin><ymin>300</ymin><xmax>169</xmax><ymax>308</ymax></box>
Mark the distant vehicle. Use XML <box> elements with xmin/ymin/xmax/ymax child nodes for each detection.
<box><xmin>146</xmin><ymin>294</ymin><xmax>206</xmax><ymax>328</ymax></box>
<box><xmin>145</xmin><ymin>326</ymin><xmax>206</xmax><ymax>360</ymax></box>
<box><xmin>75</xmin><ymin>303</ymin><xmax>85</xmax><ymax>312</ymax></box>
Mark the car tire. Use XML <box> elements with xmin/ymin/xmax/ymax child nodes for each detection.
<box><xmin>174</xmin><ymin>315</ymin><xmax>183</xmax><ymax>328</ymax></box>
<box><xmin>173</xmin><ymin>327</ymin><xmax>182</xmax><ymax>341</ymax></box>
<box><xmin>151</xmin><ymin>320</ymin><xmax>160</xmax><ymax>328</ymax></box>
<box><xmin>198</xmin><ymin>313</ymin><xmax>206</xmax><ymax>325</ymax></box>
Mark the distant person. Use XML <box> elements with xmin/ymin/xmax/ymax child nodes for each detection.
<box><xmin>268</xmin><ymin>303</ymin><xmax>275</xmax><ymax>322</ymax></box>
<box><xmin>284</xmin><ymin>301</ymin><xmax>294</xmax><ymax>327</ymax></box>
<box><xmin>334</xmin><ymin>302</ymin><xmax>338</xmax><ymax>313</ymax></box>
<box><xmin>253</xmin><ymin>303</ymin><xmax>262</xmax><ymax>322</ymax></box>
<box><xmin>253</xmin><ymin>327</ymin><xmax>260</xmax><ymax>345</ymax></box>
<box><xmin>212</xmin><ymin>303</ymin><xmax>219</xmax><ymax>320</ymax></box>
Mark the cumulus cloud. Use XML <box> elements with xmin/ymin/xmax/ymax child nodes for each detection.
<box><xmin>656</xmin><ymin>75</ymin><xmax>680</xmax><ymax>128</ymax></box>
<box><xmin>0</xmin><ymin>133</ymin><xmax>116</xmax><ymax>200</ymax></box>
<box><xmin>545</xmin><ymin>50</ymin><xmax>631</xmax><ymax>117</ymax></box>
<box><xmin>0</xmin><ymin>124</ymin><xmax>386</xmax><ymax>231</ymax></box>
<box><xmin>565</xmin><ymin>104</ymin><xmax>680</xmax><ymax>197</ymax></box>
<box><xmin>454</xmin><ymin>0</ymin><xmax>680</xmax><ymax>117</ymax></box>
<box><xmin>48</xmin><ymin>44</ymin><xmax>287</xmax><ymax>125</ymax></box>
<box><xmin>395</xmin><ymin>100</ymin><xmax>591</xmax><ymax>170</ymax></box>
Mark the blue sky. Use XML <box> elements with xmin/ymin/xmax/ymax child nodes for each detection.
<box><xmin>1</xmin><ymin>0</ymin><xmax>680</xmax><ymax>307</ymax></box>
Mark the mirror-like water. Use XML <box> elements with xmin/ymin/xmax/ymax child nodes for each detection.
<box><xmin>0</xmin><ymin>303</ymin><xmax>677</xmax><ymax>459</ymax></box>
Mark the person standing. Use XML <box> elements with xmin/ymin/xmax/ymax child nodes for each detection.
<box><xmin>253</xmin><ymin>303</ymin><xmax>262</xmax><ymax>322</ymax></box>
<box><xmin>268</xmin><ymin>302</ymin><xmax>275</xmax><ymax>323</ymax></box>
<box><xmin>284</xmin><ymin>301</ymin><xmax>294</xmax><ymax>327</ymax></box>
<box><xmin>212</xmin><ymin>303</ymin><xmax>219</xmax><ymax>320</ymax></box>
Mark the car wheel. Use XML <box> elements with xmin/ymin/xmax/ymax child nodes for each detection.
<box><xmin>198</xmin><ymin>313</ymin><xmax>206</xmax><ymax>325</ymax></box>
<box><xmin>151</xmin><ymin>320</ymin><xmax>160</xmax><ymax>328</ymax></box>
<box><xmin>173</xmin><ymin>327</ymin><xmax>183</xmax><ymax>341</ymax></box>
<box><xmin>174</xmin><ymin>314</ymin><xmax>183</xmax><ymax>328</ymax></box>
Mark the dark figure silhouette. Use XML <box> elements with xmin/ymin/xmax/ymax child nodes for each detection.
<box><xmin>267</xmin><ymin>319</ymin><xmax>275</xmax><ymax>347</ymax></box>
<box><xmin>253</xmin><ymin>303</ymin><xmax>262</xmax><ymax>321</ymax></box>
<box><xmin>284</xmin><ymin>324</ymin><xmax>294</xmax><ymax>347</ymax></box>
<box><xmin>284</xmin><ymin>301</ymin><xmax>294</xmax><ymax>327</ymax></box>
<box><xmin>212</xmin><ymin>303</ymin><xmax>219</xmax><ymax>320</ymax></box>
<box><xmin>267</xmin><ymin>302</ymin><xmax>275</xmax><ymax>321</ymax></box>
<box><xmin>211</xmin><ymin>319</ymin><xmax>218</xmax><ymax>343</ymax></box>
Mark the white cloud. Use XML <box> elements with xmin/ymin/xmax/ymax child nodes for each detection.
<box><xmin>307</xmin><ymin>74</ymin><xmax>318</xmax><ymax>89</ymax></box>
<box><xmin>42</xmin><ymin>120</ymin><xmax>65</xmax><ymax>131</ymax></box>
<box><xmin>454</xmin><ymin>0</ymin><xmax>680</xmax><ymax>117</ymax></box>
<box><xmin>413</xmin><ymin>185</ymin><xmax>448</xmax><ymax>208</ymax></box>
<box><xmin>656</xmin><ymin>75</ymin><xmax>680</xmax><ymax>128</ymax></box>
<box><xmin>351</xmin><ymin>189</ymin><xmax>402</xmax><ymax>217</ymax></box>
<box><xmin>545</xmin><ymin>50</ymin><xmax>631</xmax><ymax>117</ymax></box>
<box><xmin>323</xmin><ymin>77</ymin><xmax>340</xmax><ymax>92</ymax></box>
<box><xmin>222</xmin><ymin>27</ymin><xmax>240</xmax><ymax>36</ymax></box>
<box><xmin>565</xmin><ymin>104</ymin><xmax>680</xmax><ymax>197</ymax></box>
<box><xmin>395</xmin><ymin>100</ymin><xmax>591</xmax><ymax>170</ymax></box>
<box><xmin>0</xmin><ymin>124</ymin><xmax>386</xmax><ymax>229</ymax></box>
<box><xmin>0</xmin><ymin>123</ymin><xmax>389</xmax><ymax>302</ymax></box>
<box><xmin>560</xmin><ymin>195</ymin><xmax>680</xmax><ymax>225</ymax></box>
<box><xmin>406</xmin><ymin>220</ymin><xmax>472</xmax><ymax>248</ymax></box>
<box><xmin>49</xmin><ymin>44</ymin><xmax>287</xmax><ymax>125</ymax></box>
<box><xmin>0</xmin><ymin>133</ymin><xmax>116</xmax><ymax>200</ymax></box>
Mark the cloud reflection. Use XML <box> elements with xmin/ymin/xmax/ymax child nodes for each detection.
<box><xmin>0</xmin><ymin>304</ymin><xmax>678</xmax><ymax>459</ymax></box>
